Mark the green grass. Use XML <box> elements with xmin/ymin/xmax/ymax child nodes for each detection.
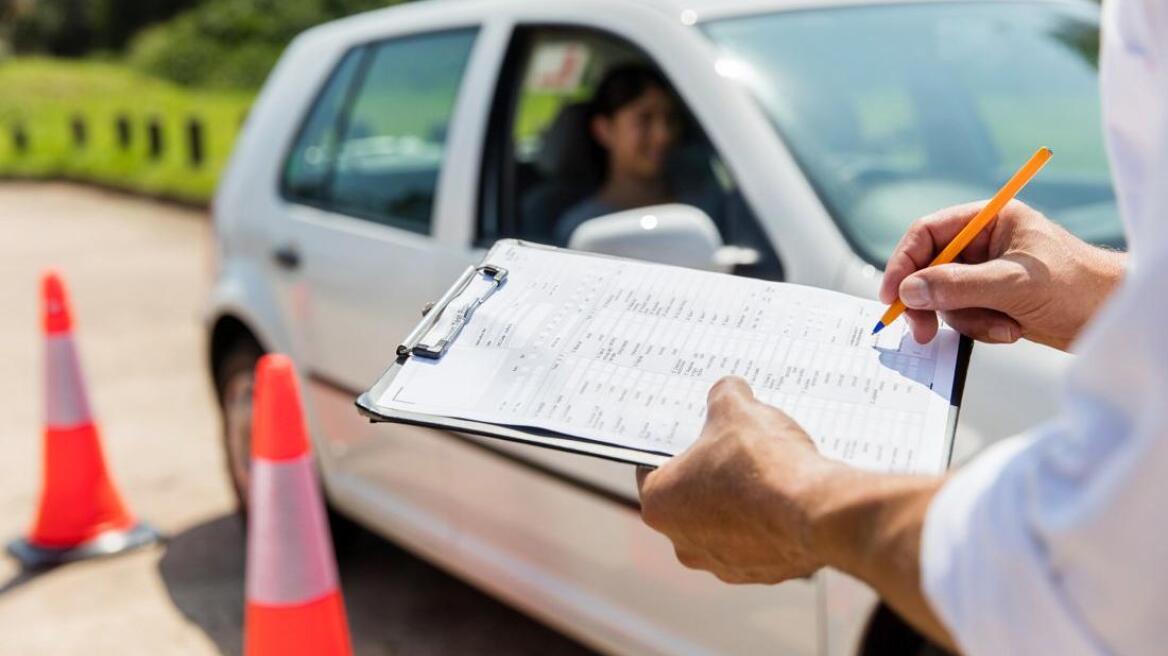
<box><xmin>0</xmin><ymin>57</ymin><xmax>253</xmax><ymax>204</ymax></box>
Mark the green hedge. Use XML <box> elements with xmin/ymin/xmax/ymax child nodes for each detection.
<box><xmin>0</xmin><ymin>57</ymin><xmax>253</xmax><ymax>204</ymax></box>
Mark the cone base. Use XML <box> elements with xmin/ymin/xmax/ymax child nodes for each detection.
<box><xmin>7</xmin><ymin>522</ymin><xmax>161</xmax><ymax>570</ymax></box>
<box><xmin>245</xmin><ymin>592</ymin><xmax>351</xmax><ymax>656</ymax></box>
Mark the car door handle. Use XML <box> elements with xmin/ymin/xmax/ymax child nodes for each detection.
<box><xmin>272</xmin><ymin>245</ymin><xmax>301</xmax><ymax>271</ymax></box>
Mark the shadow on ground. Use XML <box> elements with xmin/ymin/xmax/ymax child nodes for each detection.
<box><xmin>0</xmin><ymin>568</ymin><xmax>39</xmax><ymax>597</ymax></box>
<box><xmin>158</xmin><ymin>513</ymin><xmax>596</xmax><ymax>656</ymax></box>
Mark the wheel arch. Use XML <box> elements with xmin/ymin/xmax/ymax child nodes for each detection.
<box><xmin>209</xmin><ymin>315</ymin><xmax>267</xmax><ymax>388</ymax></box>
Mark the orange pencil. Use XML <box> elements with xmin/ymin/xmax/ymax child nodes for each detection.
<box><xmin>872</xmin><ymin>146</ymin><xmax>1053</xmax><ymax>334</ymax></box>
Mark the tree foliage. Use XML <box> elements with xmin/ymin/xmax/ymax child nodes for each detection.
<box><xmin>5</xmin><ymin>0</ymin><xmax>401</xmax><ymax>89</ymax></box>
<box><xmin>127</xmin><ymin>0</ymin><xmax>400</xmax><ymax>89</ymax></box>
<box><xmin>9</xmin><ymin>0</ymin><xmax>202</xmax><ymax>56</ymax></box>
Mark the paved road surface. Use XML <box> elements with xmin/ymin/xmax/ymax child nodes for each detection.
<box><xmin>0</xmin><ymin>182</ymin><xmax>595</xmax><ymax>656</ymax></box>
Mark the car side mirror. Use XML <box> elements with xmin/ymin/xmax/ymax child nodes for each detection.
<box><xmin>566</xmin><ymin>204</ymin><xmax>758</xmax><ymax>273</ymax></box>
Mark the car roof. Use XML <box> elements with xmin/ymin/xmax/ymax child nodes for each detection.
<box><xmin>303</xmin><ymin>0</ymin><xmax>1094</xmax><ymax>47</ymax></box>
<box><xmin>424</xmin><ymin>0</ymin><xmax>1091</xmax><ymax>23</ymax></box>
<box><xmin>630</xmin><ymin>0</ymin><xmax>1004</xmax><ymax>23</ymax></box>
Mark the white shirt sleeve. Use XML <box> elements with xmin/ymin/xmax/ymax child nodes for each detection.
<box><xmin>920</xmin><ymin>1</ymin><xmax>1168</xmax><ymax>653</ymax></box>
<box><xmin>922</xmin><ymin>255</ymin><xmax>1168</xmax><ymax>655</ymax></box>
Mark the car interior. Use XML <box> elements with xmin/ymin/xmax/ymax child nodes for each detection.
<box><xmin>482</xmin><ymin>27</ymin><xmax>783</xmax><ymax>280</ymax></box>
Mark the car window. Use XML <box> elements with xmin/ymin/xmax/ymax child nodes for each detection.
<box><xmin>330</xmin><ymin>29</ymin><xmax>478</xmax><ymax>233</ymax></box>
<box><xmin>705</xmin><ymin>3</ymin><xmax>1122</xmax><ymax>265</ymax></box>
<box><xmin>283</xmin><ymin>29</ymin><xmax>477</xmax><ymax>232</ymax></box>
<box><xmin>480</xmin><ymin>27</ymin><xmax>783</xmax><ymax>280</ymax></box>
<box><xmin>282</xmin><ymin>48</ymin><xmax>366</xmax><ymax>204</ymax></box>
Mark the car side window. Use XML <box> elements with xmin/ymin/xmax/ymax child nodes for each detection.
<box><xmin>282</xmin><ymin>48</ymin><xmax>366</xmax><ymax>204</ymax></box>
<box><xmin>282</xmin><ymin>29</ymin><xmax>478</xmax><ymax>234</ymax></box>
<box><xmin>479</xmin><ymin>27</ymin><xmax>783</xmax><ymax>280</ymax></box>
<box><xmin>329</xmin><ymin>30</ymin><xmax>477</xmax><ymax>233</ymax></box>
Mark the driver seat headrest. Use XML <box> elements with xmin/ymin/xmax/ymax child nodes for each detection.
<box><xmin>533</xmin><ymin>101</ymin><xmax>600</xmax><ymax>184</ymax></box>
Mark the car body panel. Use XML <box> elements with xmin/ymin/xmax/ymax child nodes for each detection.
<box><xmin>208</xmin><ymin>1</ymin><xmax>1098</xmax><ymax>653</ymax></box>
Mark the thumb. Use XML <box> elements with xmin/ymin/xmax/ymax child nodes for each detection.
<box><xmin>705</xmin><ymin>376</ymin><xmax>754</xmax><ymax>420</ymax></box>
<box><xmin>899</xmin><ymin>260</ymin><xmax>1023</xmax><ymax>313</ymax></box>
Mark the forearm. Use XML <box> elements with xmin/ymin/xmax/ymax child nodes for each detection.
<box><xmin>801</xmin><ymin>464</ymin><xmax>956</xmax><ymax>651</ymax></box>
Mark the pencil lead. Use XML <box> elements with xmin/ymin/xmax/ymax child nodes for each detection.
<box><xmin>872</xmin><ymin>321</ymin><xmax>885</xmax><ymax>335</ymax></box>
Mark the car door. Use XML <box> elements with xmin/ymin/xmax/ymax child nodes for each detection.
<box><xmin>441</xmin><ymin>23</ymin><xmax>819</xmax><ymax>655</ymax></box>
<box><xmin>273</xmin><ymin>28</ymin><xmax>482</xmax><ymax>548</ymax></box>
<box><xmin>476</xmin><ymin>24</ymin><xmax>786</xmax><ymax>511</ymax></box>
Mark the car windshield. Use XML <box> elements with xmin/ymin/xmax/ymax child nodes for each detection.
<box><xmin>704</xmin><ymin>2</ymin><xmax>1124</xmax><ymax>266</ymax></box>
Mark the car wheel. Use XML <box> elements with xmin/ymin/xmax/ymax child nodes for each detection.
<box><xmin>214</xmin><ymin>339</ymin><xmax>263</xmax><ymax>514</ymax></box>
<box><xmin>212</xmin><ymin>339</ymin><xmax>362</xmax><ymax>550</ymax></box>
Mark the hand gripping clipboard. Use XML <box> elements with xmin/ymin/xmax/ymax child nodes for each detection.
<box><xmin>355</xmin><ymin>239</ymin><xmax>974</xmax><ymax>470</ymax></box>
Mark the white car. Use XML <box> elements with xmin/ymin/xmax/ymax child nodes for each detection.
<box><xmin>207</xmin><ymin>0</ymin><xmax>1121</xmax><ymax>653</ymax></box>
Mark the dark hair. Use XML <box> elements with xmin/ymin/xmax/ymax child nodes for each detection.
<box><xmin>589</xmin><ymin>64</ymin><xmax>672</xmax><ymax>118</ymax></box>
<box><xmin>584</xmin><ymin>64</ymin><xmax>674</xmax><ymax>180</ymax></box>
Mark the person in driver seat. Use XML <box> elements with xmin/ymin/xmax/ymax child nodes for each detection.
<box><xmin>555</xmin><ymin>65</ymin><xmax>684</xmax><ymax>245</ymax></box>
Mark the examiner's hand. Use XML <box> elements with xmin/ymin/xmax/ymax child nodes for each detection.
<box><xmin>636</xmin><ymin>376</ymin><xmax>836</xmax><ymax>584</ymax></box>
<box><xmin>881</xmin><ymin>200</ymin><xmax>1125</xmax><ymax>351</ymax></box>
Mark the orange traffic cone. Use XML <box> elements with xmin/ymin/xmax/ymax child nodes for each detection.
<box><xmin>244</xmin><ymin>354</ymin><xmax>351</xmax><ymax>656</ymax></box>
<box><xmin>7</xmin><ymin>271</ymin><xmax>159</xmax><ymax>569</ymax></box>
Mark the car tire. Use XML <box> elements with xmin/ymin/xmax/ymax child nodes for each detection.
<box><xmin>214</xmin><ymin>338</ymin><xmax>263</xmax><ymax>515</ymax></box>
<box><xmin>213</xmin><ymin>338</ymin><xmax>362</xmax><ymax>552</ymax></box>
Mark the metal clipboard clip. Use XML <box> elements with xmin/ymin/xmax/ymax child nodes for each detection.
<box><xmin>396</xmin><ymin>264</ymin><xmax>508</xmax><ymax>360</ymax></box>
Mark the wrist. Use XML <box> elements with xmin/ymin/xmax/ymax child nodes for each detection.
<box><xmin>1089</xmin><ymin>246</ymin><xmax>1127</xmax><ymax>294</ymax></box>
<box><xmin>799</xmin><ymin>464</ymin><xmax>941</xmax><ymax>580</ymax></box>
<box><xmin>800</xmin><ymin>466</ymin><xmax>957</xmax><ymax>650</ymax></box>
<box><xmin>1066</xmin><ymin>244</ymin><xmax>1127</xmax><ymax>345</ymax></box>
<box><xmin>801</xmin><ymin>463</ymin><xmax>875</xmax><ymax>575</ymax></box>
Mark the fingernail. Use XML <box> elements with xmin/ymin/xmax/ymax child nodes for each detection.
<box><xmin>989</xmin><ymin>324</ymin><xmax>1015</xmax><ymax>343</ymax></box>
<box><xmin>900</xmin><ymin>277</ymin><xmax>931</xmax><ymax>308</ymax></box>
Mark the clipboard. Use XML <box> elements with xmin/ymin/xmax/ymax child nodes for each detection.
<box><xmin>355</xmin><ymin>240</ymin><xmax>974</xmax><ymax>470</ymax></box>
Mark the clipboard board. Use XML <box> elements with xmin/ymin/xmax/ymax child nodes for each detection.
<box><xmin>356</xmin><ymin>239</ymin><xmax>974</xmax><ymax>470</ymax></box>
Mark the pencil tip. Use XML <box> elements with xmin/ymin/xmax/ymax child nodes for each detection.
<box><xmin>872</xmin><ymin>321</ymin><xmax>885</xmax><ymax>335</ymax></box>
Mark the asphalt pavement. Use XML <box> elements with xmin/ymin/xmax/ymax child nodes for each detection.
<box><xmin>0</xmin><ymin>182</ymin><xmax>594</xmax><ymax>656</ymax></box>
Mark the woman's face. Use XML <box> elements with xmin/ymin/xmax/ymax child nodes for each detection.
<box><xmin>592</xmin><ymin>85</ymin><xmax>680</xmax><ymax>180</ymax></box>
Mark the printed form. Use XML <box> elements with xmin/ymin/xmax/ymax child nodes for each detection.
<box><xmin>379</xmin><ymin>242</ymin><xmax>963</xmax><ymax>474</ymax></box>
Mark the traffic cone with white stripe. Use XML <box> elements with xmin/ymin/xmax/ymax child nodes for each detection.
<box><xmin>7</xmin><ymin>271</ymin><xmax>159</xmax><ymax>569</ymax></box>
<box><xmin>244</xmin><ymin>354</ymin><xmax>351</xmax><ymax>656</ymax></box>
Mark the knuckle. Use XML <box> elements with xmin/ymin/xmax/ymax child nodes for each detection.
<box><xmin>930</xmin><ymin>264</ymin><xmax>981</xmax><ymax>305</ymax></box>
<box><xmin>639</xmin><ymin>501</ymin><xmax>664</xmax><ymax>531</ymax></box>
<box><xmin>713</xmin><ymin>569</ymin><xmax>746</xmax><ymax>584</ymax></box>
<box><xmin>932</xmin><ymin>262</ymin><xmax>962</xmax><ymax>285</ymax></box>
<box><xmin>638</xmin><ymin>485</ymin><xmax>666</xmax><ymax>528</ymax></box>
<box><xmin>921</xmin><ymin>270</ymin><xmax>956</xmax><ymax>306</ymax></box>
<box><xmin>900</xmin><ymin>225</ymin><xmax>928</xmax><ymax>254</ymax></box>
<box><xmin>1000</xmin><ymin>261</ymin><xmax>1031</xmax><ymax>287</ymax></box>
<box><xmin>1003</xmin><ymin>198</ymin><xmax>1030</xmax><ymax>216</ymax></box>
<box><xmin>675</xmin><ymin>548</ymin><xmax>703</xmax><ymax>570</ymax></box>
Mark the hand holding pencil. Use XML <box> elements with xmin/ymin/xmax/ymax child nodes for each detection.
<box><xmin>874</xmin><ymin>147</ymin><xmax>1053</xmax><ymax>335</ymax></box>
<box><xmin>877</xmin><ymin>148</ymin><xmax>1126</xmax><ymax>350</ymax></box>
